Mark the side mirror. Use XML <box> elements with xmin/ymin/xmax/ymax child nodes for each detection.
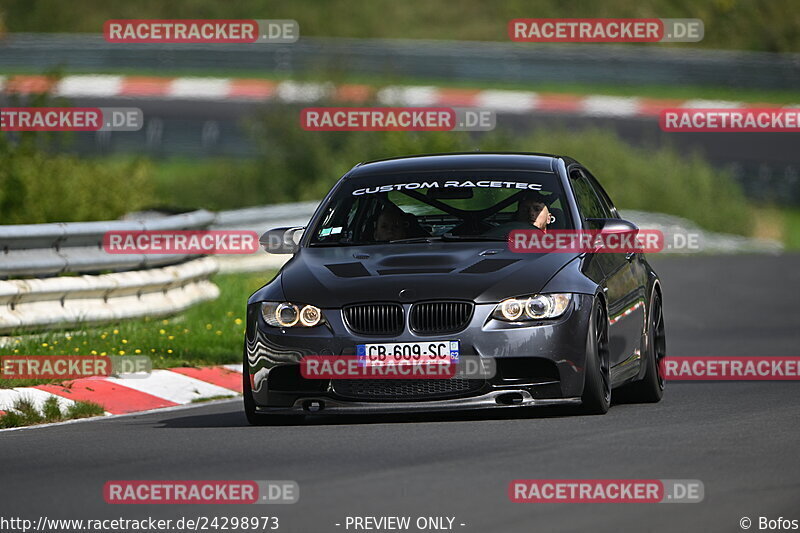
<box><xmin>584</xmin><ymin>218</ymin><xmax>640</xmax><ymax>254</ymax></box>
<box><xmin>259</xmin><ymin>226</ymin><xmax>305</xmax><ymax>254</ymax></box>
<box><xmin>584</xmin><ymin>218</ymin><xmax>639</xmax><ymax>235</ymax></box>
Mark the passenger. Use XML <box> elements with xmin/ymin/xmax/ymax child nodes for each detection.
<box><xmin>374</xmin><ymin>205</ymin><xmax>413</xmax><ymax>241</ymax></box>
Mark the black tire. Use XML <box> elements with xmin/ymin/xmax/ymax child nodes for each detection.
<box><xmin>243</xmin><ymin>357</ymin><xmax>305</xmax><ymax>426</ymax></box>
<box><xmin>616</xmin><ymin>293</ymin><xmax>665</xmax><ymax>403</ymax></box>
<box><xmin>579</xmin><ymin>300</ymin><xmax>611</xmax><ymax>415</ymax></box>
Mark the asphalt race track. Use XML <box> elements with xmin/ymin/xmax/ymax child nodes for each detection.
<box><xmin>1</xmin><ymin>254</ymin><xmax>799</xmax><ymax>533</ymax></box>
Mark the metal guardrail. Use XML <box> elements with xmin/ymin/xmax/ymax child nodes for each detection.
<box><xmin>1</xmin><ymin>33</ymin><xmax>799</xmax><ymax>90</ymax></box>
<box><xmin>0</xmin><ymin>257</ymin><xmax>219</xmax><ymax>333</ymax></box>
<box><xmin>0</xmin><ymin>209</ymin><xmax>217</xmax><ymax>334</ymax></box>
<box><xmin>0</xmin><ymin>203</ymin><xmax>316</xmax><ymax>334</ymax></box>
<box><xmin>0</xmin><ymin>210</ymin><xmax>216</xmax><ymax>278</ymax></box>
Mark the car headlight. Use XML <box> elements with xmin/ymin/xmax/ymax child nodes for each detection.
<box><xmin>261</xmin><ymin>302</ymin><xmax>325</xmax><ymax>327</ymax></box>
<box><xmin>492</xmin><ymin>294</ymin><xmax>572</xmax><ymax>321</ymax></box>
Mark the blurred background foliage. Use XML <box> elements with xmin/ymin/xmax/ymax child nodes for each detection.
<box><xmin>0</xmin><ymin>103</ymin><xmax>750</xmax><ymax>236</ymax></box>
<box><xmin>2</xmin><ymin>0</ymin><xmax>799</xmax><ymax>52</ymax></box>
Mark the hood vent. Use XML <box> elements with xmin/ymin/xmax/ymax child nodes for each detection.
<box><xmin>326</xmin><ymin>262</ymin><xmax>371</xmax><ymax>278</ymax></box>
<box><xmin>461</xmin><ymin>259</ymin><xmax>519</xmax><ymax>274</ymax></box>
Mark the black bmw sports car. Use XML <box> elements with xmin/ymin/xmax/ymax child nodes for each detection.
<box><xmin>243</xmin><ymin>152</ymin><xmax>666</xmax><ymax>424</ymax></box>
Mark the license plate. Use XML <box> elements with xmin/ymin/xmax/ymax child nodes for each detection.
<box><xmin>357</xmin><ymin>341</ymin><xmax>459</xmax><ymax>367</ymax></box>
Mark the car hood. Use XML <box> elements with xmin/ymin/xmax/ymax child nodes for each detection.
<box><xmin>276</xmin><ymin>242</ymin><xmax>579</xmax><ymax>306</ymax></box>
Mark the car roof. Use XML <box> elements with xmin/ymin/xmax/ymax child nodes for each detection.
<box><xmin>347</xmin><ymin>152</ymin><xmax>575</xmax><ymax>177</ymax></box>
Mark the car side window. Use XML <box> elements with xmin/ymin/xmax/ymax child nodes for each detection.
<box><xmin>569</xmin><ymin>169</ymin><xmax>609</xmax><ymax>221</ymax></box>
<box><xmin>583</xmin><ymin>170</ymin><xmax>618</xmax><ymax>218</ymax></box>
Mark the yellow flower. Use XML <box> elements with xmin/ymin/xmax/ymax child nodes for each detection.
<box><xmin>167</xmin><ymin>349</ymin><xmax>173</xmax><ymax>354</ymax></box>
<box><xmin>168</xmin><ymin>335</ymin><xmax>175</xmax><ymax>340</ymax></box>
<box><xmin>66</xmin><ymin>336</ymin><xmax>73</xmax><ymax>341</ymax></box>
<box><xmin>118</xmin><ymin>350</ymin><xmax>125</xmax><ymax>355</ymax></box>
<box><xmin>215</xmin><ymin>330</ymin><xmax>222</xmax><ymax>336</ymax></box>
<box><xmin>205</xmin><ymin>323</ymin><xmax>213</xmax><ymax>330</ymax></box>
<box><xmin>234</xmin><ymin>318</ymin><xmax>242</xmax><ymax>325</ymax></box>
<box><xmin>100</xmin><ymin>352</ymin><xmax>107</xmax><ymax>356</ymax></box>
<box><xmin>151</xmin><ymin>348</ymin><xmax>156</xmax><ymax>353</ymax></box>
<box><xmin>159</xmin><ymin>329</ymin><xmax>166</xmax><ymax>335</ymax></box>
<box><xmin>41</xmin><ymin>342</ymin><xmax>48</xmax><ymax>347</ymax></box>
<box><xmin>162</xmin><ymin>319</ymin><xmax>169</xmax><ymax>325</ymax></box>
<box><xmin>183</xmin><ymin>328</ymin><xmax>189</xmax><ymax>334</ymax></box>
<box><xmin>121</xmin><ymin>339</ymin><xmax>128</xmax><ymax>344</ymax></box>
<box><xmin>74</xmin><ymin>348</ymin><xmax>79</xmax><ymax>352</ymax></box>
<box><xmin>134</xmin><ymin>349</ymin><xmax>141</xmax><ymax>354</ymax></box>
<box><xmin>113</xmin><ymin>329</ymin><xmax>119</xmax><ymax>335</ymax></box>
<box><xmin>100</xmin><ymin>334</ymin><xmax>107</xmax><ymax>340</ymax></box>
<box><xmin>91</xmin><ymin>350</ymin><xmax>97</xmax><ymax>355</ymax></box>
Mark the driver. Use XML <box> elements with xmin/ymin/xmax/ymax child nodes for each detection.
<box><xmin>484</xmin><ymin>191</ymin><xmax>553</xmax><ymax>238</ymax></box>
<box><xmin>516</xmin><ymin>192</ymin><xmax>551</xmax><ymax>230</ymax></box>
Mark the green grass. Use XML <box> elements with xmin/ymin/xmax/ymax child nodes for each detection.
<box><xmin>778</xmin><ymin>207</ymin><xmax>800</xmax><ymax>250</ymax></box>
<box><xmin>0</xmin><ymin>397</ymin><xmax>105</xmax><ymax>428</ymax></box>
<box><xmin>0</xmin><ymin>271</ymin><xmax>276</xmax><ymax>389</ymax></box>
<box><xmin>3</xmin><ymin>0</ymin><xmax>800</xmax><ymax>53</ymax></box>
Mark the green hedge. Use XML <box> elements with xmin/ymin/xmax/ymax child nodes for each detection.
<box><xmin>0</xmin><ymin>136</ymin><xmax>155</xmax><ymax>224</ymax></box>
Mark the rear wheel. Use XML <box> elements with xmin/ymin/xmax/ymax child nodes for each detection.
<box><xmin>243</xmin><ymin>356</ymin><xmax>305</xmax><ymax>426</ymax></box>
<box><xmin>579</xmin><ymin>300</ymin><xmax>611</xmax><ymax>415</ymax></box>
<box><xmin>616</xmin><ymin>293</ymin><xmax>665</xmax><ymax>403</ymax></box>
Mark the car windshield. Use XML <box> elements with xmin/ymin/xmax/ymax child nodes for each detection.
<box><xmin>308</xmin><ymin>170</ymin><xmax>572</xmax><ymax>246</ymax></box>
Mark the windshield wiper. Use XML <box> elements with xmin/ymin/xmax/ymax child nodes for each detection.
<box><xmin>441</xmin><ymin>234</ymin><xmax>507</xmax><ymax>242</ymax></box>
<box><xmin>309</xmin><ymin>240</ymin><xmax>372</xmax><ymax>247</ymax></box>
<box><xmin>388</xmin><ymin>236</ymin><xmax>444</xmax><ymax>244</ymax></box>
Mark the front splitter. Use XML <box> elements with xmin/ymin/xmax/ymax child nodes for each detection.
<box><xmin>256</xmin><ymin>389</ymin><xmax>582</xmax><ymax>415</ymax></box>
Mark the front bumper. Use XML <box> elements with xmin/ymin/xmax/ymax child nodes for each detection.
<box><xmin>256</xmin><ymin>390</ymin><xmax>582</xmax><ymax>415</ymax></box>
<box><xmin>245</xmin><ymin>294</ymin><xmax>594</xmax><ymax>412</ymax></box>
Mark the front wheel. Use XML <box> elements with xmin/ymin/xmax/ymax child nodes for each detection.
<box><xmin>243</xmin><ymin>357</ymin><xmax>305</xmax><ymax>426</ymax></box>
<box><xmin>579</xmin><ymin>300</ymin><xmax>611</xmax><ymax>415</ymax></box>
<box><xmin>616</xmin><ymin>293</ymin><xmax>665</xmax><ymax>403</ymax></box>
